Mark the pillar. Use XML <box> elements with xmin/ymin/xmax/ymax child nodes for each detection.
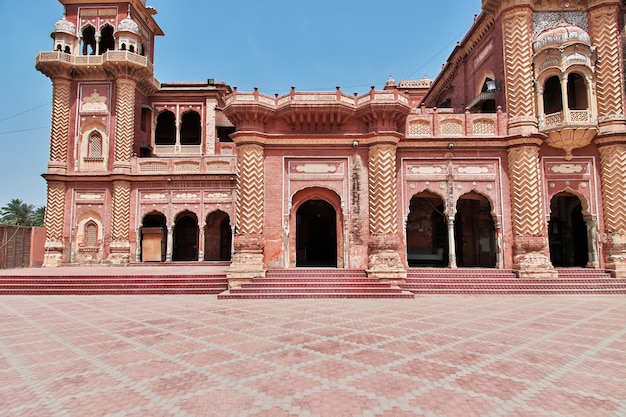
<box><xmin>597</xmin><ymin>142</ymin><xmax>626</xmax><ymax>277</ymax></box>
<box><xmin>113</xmin><ymin>77</ymin><xmax>136</xmax><ymax>172</ymax></box>
<box><xmin>366</xmin><ymin>141</ymin><xmax>406</xmax><ymax>282</ymax></box>
<box><xmin>447</xmin><ymin>217</ymin><xmax>457</xmax><ymax>268</ymax></box>
<box><xmin>508</xmin><ymin>144</ymin><xmax>556</xmax><ymax>278</ymax></box>
<box><xmin>228</xmin><ymin>142</ymin><xmax>265</xmax><ymax>284</ymax></box>
<box><xmin>108</xmin><ymin>180</ymin><xmax>131</xmax><ymax>264</ymax></box>
<box><xmin>43</xmin><ymin>181</ymin><xmax>66</xmax><ymax>267</ymax></box>
<box><xmin>166</xmin><ymin>225</ymin><xmax>173</xmax><ymax>262</ymax></box>
<box><xmin>48</xmin><ymin>77</ymin><xmax>71</xmax><ymax>173</ymax></box>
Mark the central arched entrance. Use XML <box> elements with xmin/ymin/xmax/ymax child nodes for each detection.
<box><xmin>173</xmin><ymin>211</ymin><xmax>199</xmax><ymax>261</ymax></box>
<box><xmin>296</xmin><ymin>199</ymin><xmax>337</xmax><ymax>267</ymax></box>
<box><xmin>549</xmin><ymin>192</ymin><xmax>589</xmax><ymax>267</ymax></box>
<box><xmin>454</xmin><ymin>192</ymin><xmax>496</xmax><ymax>268</ymax></box>
<box><xmin>406</xmin><ymin>192</ymin><xmax>447</xmax><ymax>267</ymax></box>
<box><xmin>204</xmin><ymin>210</ymin><xmax>232</xmax><ymax>261</ymax></box>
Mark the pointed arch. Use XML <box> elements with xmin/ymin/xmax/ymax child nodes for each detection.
<box><xmin>180</xmin><ymin>110</ymin><xmax>201</xmax><ymax>145</ymax></box>
<box><xmin>454</xmin><ymin>191</ymin><xmax>496</xmax><ymax>267</ymax></box>
<box><xmin>172</xmin><ymin>210</ymin><xmax>199</xmax><ymax>261</ymax></box>
<box><xmin>406</xmin><ymin>191</ymin><xmax>447</xmax><ymax>266</ymax></box>
<box><xmin>99</xmin><ymin>24</ymin><xmax>115</xmax><ymax>54</ymax></box>
<box><xmin>204</xmin><ymin>210</ymin><xmax>232</xmax><ymax>261</ymax></box>
<box><xmin>155</xmin><ymin>110</ymin><xmax>176</xmax><ymax>145</ymax></box>
<box><xmin>81</xmin><ymin>24</ymin><xmax>97</xmax><ymax>55</ymax></box>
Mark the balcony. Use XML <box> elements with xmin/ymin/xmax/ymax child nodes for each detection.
<box><xmin>539</xmin><ymin>109</ymin><xmax>597</xmax><ymax>160</ymax></box>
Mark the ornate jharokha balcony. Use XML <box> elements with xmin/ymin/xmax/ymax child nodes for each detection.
<box><xmin>539</xmin><ymin>109</ymin><xmax>598</xmax><ymax>160</ymax></box>
<box><xmin>36</xmin><ymin>50</ymin><xmax>155</xmax><ymax>82</ymax></box>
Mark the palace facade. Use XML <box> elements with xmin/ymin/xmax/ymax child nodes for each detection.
<box><xmin>36</xmin><ymin>0</ymin><xmax>626</xmax><ymax>283</ymax></box>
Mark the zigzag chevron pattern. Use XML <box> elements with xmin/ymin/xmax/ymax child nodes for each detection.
<box><xmin>598</xmin><ymin>145</ymin><xmax>626</xmax><ymax>233</ymax></box>
<box><xmin>45</xmin><ymin>182</ymin><xmax>65</xmax><ymax>241</ymax></box>
<box><xmin>114</xmin><ymin>79</ymin><xmax>136</xmax><ymax>163</ymax></box>
<box><xmin>590</xmin><ymin>8</ymin><xmax>624</xmax><ymax>118</ymax></box>
<box><xmin>50</xmin><ymin>78</ymin><xmax>71</xmax><ymax>164</ymax></box>
<box><xmin>368</xmin><ymin>144</ymin><xmax>398</xmax><ymax>235</ymax></box>
<box><xmin>508</xmin><ymin>146</ymin><xmax>543</xmax><ymax>236</ymax></box>
<box><xmin>112</xmin><ymin>181</ymin><xmax>131</xmax><ymax>241</ymax></box>
<box><xmin>502</xmin><ymin>10</ymin><xmax>534</xmax><ymax>119</ymax></box>
<box><xmin>236</xmin><ymin>144</ymin><xmax>264</xmax><ymax>234</ymax></box>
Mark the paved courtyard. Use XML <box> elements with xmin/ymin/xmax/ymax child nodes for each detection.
<box><xmin>0</xmin><ymin>294</ymin><xmax>624</xmax><ymax>417</ymax></box>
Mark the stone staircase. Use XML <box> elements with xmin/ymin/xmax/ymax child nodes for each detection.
<box><xmin>0</xmin><ymin>273</ymin><xmax>228</xmax><ymax>295</ymax></box>
<box><xmin>403</xmin><ymin>268</ymin><xmax>626</xmax><ymax>295</ymax></box>
<box><xmin>218</xmin><ymin>268</ymin><xmax>415</xmax><ymax>299</ymax></box>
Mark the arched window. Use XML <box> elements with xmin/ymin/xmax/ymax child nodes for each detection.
<box><xmin>84</xmin><ymin>222</ymin><xmax>98</xmax><ymax>246</ymax></box>
<box><xmin>543</xmin><ymin>75</ymin><xmax>563</xmax><ymax>115</ymax></box>
<box><xmin>99</xmin><ymin>25</ymin><xmax>115</xmax><ymax>54</ymax></box>
<box><xmin>87</xmin><ymin>131</ymin><xmax>103</xmax><ymax>159</ymax></box>
<box><xmin>180</xmin><ymin>111</ymin><xmax>201</xmax><ymax>145</ymax></box>
<box><xmin>567</xmin><ymin>73</ymin><xmax>588</xmax><ymax>110</ymax></box>
<box><xmin>64</xmin><ymin>45</ymin><xmax>71</xmax><ymax>54</ymax></box>
<box><xmin>155</xmin><ymin>110</ymin><xmax>176</xmax><ymax>145</ymax></box>
<box><xmin>81</xmin><ymin>26</ymin><xmax>96</xmax><ymax>55</ymax></box>
<box><xmin>129</xmin><ymin>45</ymin><xmax>135</xmax><ymax>53</ymax></box>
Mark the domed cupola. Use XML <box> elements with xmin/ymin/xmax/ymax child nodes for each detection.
<box><xmin>533</xmin><ymin>20</ymin><xmax>590</xmax><ymax>53</ymax></box>
<box><xmin>116</xmin><ymin>6</ymin><xmax>142</xmax><ymax>53</ymax></box>
<box><xmin>51</xmin><ymin>15</ymin><xmax>77</xmax><ymax>54</ymax></box>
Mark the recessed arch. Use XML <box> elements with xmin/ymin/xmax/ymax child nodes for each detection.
<box><xmin>141</xmin><ymin>211</ymin><xmax>167</xmax><ymax>262</ymax></box>
<box><xmin>99</xmin><ymin>24</ymin><xmax>115</xmax><ymax>54</ymax></box>
<box><xmin>406</xmin><ymin>191</ymin><xmax>447</xmax><ymax>267</ymax></box>
<box><xmin>155</xmin><ymin>110</ymin><xmax>176</xmax><ymax>145</ymax></box>
<box><xmin>454</xmin><ymin>191</ymin><xmax>496</xmax><ymax>267</ymax></box>
<box><xmin>173</xmin><ymin>211</ymin><xmax>199</xmax><ymax>261</ymax></box>
<box><xmin>204</xmin><ymin>210</ymin><xmax>232</xmax><ymax>261</ymax></box>
<box><xmin>548</xmin><ymin>192</ymin><xmax>589</xmax><ymax>267</ymax></box>
<box><xmin>290</xmin><ymin>187</ymin><xmax>344</xmax><ymax>268</ymax></box>
<box><xmin>180</xmin><ymin>110</ymin><xmax>202</xmax><ymax>145</ymax></box>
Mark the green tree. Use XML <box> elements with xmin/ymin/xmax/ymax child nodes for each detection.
<box><xmin>0</xmin><ymin>199</ymin><xmax>45</xmax><ymax>226</ymax></box>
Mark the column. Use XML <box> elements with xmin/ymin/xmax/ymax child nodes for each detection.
<box><xmin>48</xmin><ymin>77</ymin><xmax>71</xmax><ymax>173</ymax></box>
<box><xmin>561</xmin><ymin>74</ymin><xmax>570</xmax><ymax>123</ymax></box>
<box><xmin>584</xmin><ymin>216</ymin><xmax>599</xmax><ymax>269</ymax></box>
<box><xmin>113</xmin><ymin>77</ymin><xmax>137</xmax><ymax>172</ymax></box>
<box><xmin>228</xmin><ymin>142</ymin><xmax>265</xmax><ymax>283</ymax></box>
<box><xmin>588</xmin><ymin>3</ymin><xmax>626</xmax><ymax>134</ymax></box>
<box><xmin>198</xmin><ymin>227</ymin><xmax>205</xmax><ymax>261</ymax></box>
<box><xmin>43</xmin><ymin>181</ymin><xmax>66</xmax><ymax>267</ymax></box>
<box><xmin>507</xmin><ymin>144</ymin><xmax>556</xmax><ymax>278</ymax></box>
<box><xmin>447</xmin><ymin>217</ymin><xmax>457</xmax><ymax>268</ymax></box>
<box><xmin>108</xmin><ymin>180</ymin><xmax>131</xmax><ymax>264</ymax></box>
<box><xmin>166</xmin><ymin>226</ymin><xmax>173</xmax><ymax>262</ymax></box>
<box><xmin>367</xmin><ymin>142</ymin><xmax>406</xmax><ymax>282</ymax></box>
<box><xmin>501</xmin><ymin>6</ymin><xmax>537</xmax><ymax>136</ymax></box>
<box><xmin>597</xmin><ymin>143</ymin><xmax>626</xmax><ymax>277</ymax></box>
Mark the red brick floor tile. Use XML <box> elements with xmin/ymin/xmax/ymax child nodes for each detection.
<box><xmin>261</xmin><ymin>347</ymin><xmax>320</xmax><ymax>366</ymax></box>
<box><xmin>209</xmin><ymin>358</ymin><xmax>275</xmax><ymax>379</ymax></box>
<box><xmin>341</xmin><ymin>348</ymin><xmax>403</xmax><ymax>367</ymax></box>
<box><xmin>272</xmin><ymin>332</ymin><xmax>320</xmax><ymax>346</ymax></box>
<box><xmin>0</xmin><ymin>385</ymin><xmax>40</xmax><ymax>411</ymax></box>
<box><xmin>527</xmin><ymin>388</ymin><xmax>621</xmax><ymax>417</ymax></box>
<box><xmin>179</xmin><ymin>348</ymin><xmax>238</xmax><ymax>367</ymax></box>
<box><xmin>424</xmin><ymin>349</ymin><xmax>488</xmax><ymax>368</ymax></box>
<box><xmin>554</xmin><ymin>372</ymin><xmax>624</xmax><ymax>399</ymax></box>
<box><xmin>303</xmin><ymin>339</ymin><xmax>357</xmax><ymax>355</ymax></box>
<box><xmin>144</xmin><ymin>371</ymin><xmax>220</xmax><ymax>397</ymax></box>
<box><xmin>298</xmin><ymin>357</ymin><xmax>367</xmax><ymax>380</ymax></box>
<box><xmin>244</xmin><ymin>371</ymin><xmax>320</xmax><ymax>398</ymax></box>
<box><xmin>391</xmin><ymin>359</ymin><xmax>460</xmax><ymax>380</ymax></box>
<box><xmin>119</xmin><ymin>359</ymin><xmax>187</xmax><ymax>380</ymax></box>
<box><xmin>408</xmin><ymin>387</ymin><xmax>499</xmax><ymax>417</ymax></box>
<box><xmin>450</xmin><ymin>372</ymin><xmax>529</xmax><ymax>400</ymax></box>
<box><xmin>341</xmin><ymin>332</ymin><xmax>388</xmax><ymax>346</ymax></box>
<box><xmin>293</xmin><ymin>387</ymin><xmax>380</xmax><ymax>416</ymax></box>
<box><xmin>59</xmin><ymin>387</ymin><xmax>151</xmax><ymax>415</ymax></box>
<box><xmin>177</xmin><ymin>387</ymin><xmax>257</xmax><ymax>415</ymax></box>
<box><xmin>44</xmin><ymin>372</ymin><xmax>120</xmax><ymax>398</ymax></box>
<box><xmin>481</xmin><ymin>359</ymin><xmax>553</xmax><ymax>382</ymax></box>
<box><xmin>350</xmin><ymin>373</ymin><xmax>424</xmax><ymax>398</ymax></box>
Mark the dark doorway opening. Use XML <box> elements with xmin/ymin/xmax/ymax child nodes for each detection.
<box><xmin>204</xmin><ymin>211</ymin><xmax>232</xmax><ymax>261</ymax></box>
<box><xmin>173</xmin><ymin>212</ymin><xmax>198</xmax><ymax>261</ymax></box>
<box><xmin>406</xmin><ymin>193</ymin><xmax>448</xmax><ymax>267</ymax></box>
<box><xmin>296</xmin><ymin>200</ymin><xmax>337</xmax><ymax>267</ymax></box>
<box><xmin>549</xmin><ymin>193</ymin><xmax>588</xmax><ymax>267</ymax></box>
<box><xmin>141</xmin><ymin>212</ymin><xmax>166</xmax><ymax>262</ymax></box>
<box><xmin>454</xmin><ymin>192</ymin><xmax>496</xmax><ymax>267</ymax></box>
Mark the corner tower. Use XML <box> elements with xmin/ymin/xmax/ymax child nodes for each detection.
<box><xmin>36</xmin><ymin>0</ymin><xmax>163</xmax><ymax>266</ymax></box>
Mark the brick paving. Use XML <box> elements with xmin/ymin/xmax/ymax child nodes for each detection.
<box><xmin>0</xmin><ymin>294</ymin><xmax>625</xmax><ymax>416</ymax></box>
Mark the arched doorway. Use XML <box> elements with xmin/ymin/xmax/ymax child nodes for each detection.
<box><xmin>454</xmin><ymin>192</ymin><xmax>496</xmax><ymax>267</ymax></box>
<box><xmin>173</xmin><ymin>211</ymin><xmax>199</xmax><ymax>261</ymax></box>
<box><xmin>549</xmin><ymin>193</ymin><xmax>589</xmax><ymax>267</ymax></box>
<box><xmin>406</xmin><ymin>192</ymin><xmax>447</xmax><ymax>267</ymax></box>
<box><xmin>141</xmin><ymin>212</ymin><xmax>167</xmax><ymax>262</ymax></box>
<box><xmin>204</xmin><ymin>210</ymin><xmax>232</xmax><ymax>261</ymax></box>
<box><xmin>296</xmin><ymin>200</ymin><xmax>337</xmax><ymax>267</ymax></box>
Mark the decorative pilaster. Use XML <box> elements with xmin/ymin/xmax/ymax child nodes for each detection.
<box><xmin>367</xmin><ymin>142</ymin><xmax>406</xmax><ymax>282</ymax></box>
<box><xmin>228</xmin><ymin>143</ymin><xmax>265</xmax><ymax>283</ymax></box>
<box><xmin>597</xmin><ymin>142</ymin><xmax>626</xmax><ymax>276</ymax></box>
<box><xmin>113</xmin><ymin>77</ymin><xmax>137</xmax><ymax>171</ymax></box>
<box><xmin>108</xmin><ymin>180</ymin><xmax>131</xmax><ymax>264</ymax></box>
<box><xmin>48</xmin><ymin>77</ymin><xmax>71</xmax><ymax>173</ymax></box>
<box><xmin>501</xmin><ymin>7</ymin><xmax>537</xmax><ymax>136</ymax></box>
<box><xmin>43</xmin><ymin>181</ymin><xmax>66</xmax><ymax>267</ymax></box>
<box><xmin>588</xmin><ymin>3</ymin><xmax>626</xmax><ymax>134</ymax></box>
<box><xmin>508</xmin><ymin>144</ymin><xmax>556</xmax><ymax>278</ymax></box>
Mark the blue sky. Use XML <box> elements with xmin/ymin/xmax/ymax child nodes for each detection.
<box><xmin>0</xmin><ymin>0</ymin><xmax>480</xmax><ymax>208</ymax></box>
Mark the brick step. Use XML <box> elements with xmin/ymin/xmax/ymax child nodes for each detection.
<box><xmin>1</xmin><ymin>288</ymin><xmax>224</xmax><ymax>295</ymax></box>
<box><xmin>218</xmin><ymin>291</ymin><xmax>415</xmax><ymax>299</ymax></box>
<box><xmin>408</xmin><ymin>289</ymin><xmax>626</xmax><ymax>295</ymax></box>
<box><xmin>405</xmin><ymin>278</ymin><xmax>621</xmax><ymax>284</ymax></box>
<box><xmin>242</xmin><ymin>282</ymin><xmax>394</xmax><ymax>288</ymax></box>
<box><xmin>229</xmin><ymin>286</ymin><xmax>405</xmax><ymax>294</ymax></box>
<box><xmin>251</xmin><ymin>278</ymin><xmax>380</xmax><ymax>284</ymax></box>
<box><xmin>0</xmin><ymin>275</ymin><xmax>228</xmax><ymax>295</ymax></box>
<box><xmin>266</xmin><ymin>270</ymin><xmax>367</xmax><ymax>278</ymax></box>
<box><xmin>404</xmin><ymin>283</ymin><xmax>626</xmax><ymax>289</ymax></box>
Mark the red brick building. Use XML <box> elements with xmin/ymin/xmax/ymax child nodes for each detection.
<box><xmin>37</xmin><ymin>0</ymin><xmax>626</xmax><ymax>284</ymax></box>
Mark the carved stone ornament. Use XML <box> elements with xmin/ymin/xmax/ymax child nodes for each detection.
<box><xmin>544</xmin><ymin>127</ymin><xmax>597</xmax><ymax>160</ymax></box>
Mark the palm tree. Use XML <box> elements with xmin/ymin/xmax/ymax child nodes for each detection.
<box><xmin>0</xmin><ymin>199</ymin><xmax>37</xmax><ymax>226</ymax></box>
<box><xmin>31</xmin><ymin>206</ymin><xmax>45</xmax><ymax>227</ymax></box>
